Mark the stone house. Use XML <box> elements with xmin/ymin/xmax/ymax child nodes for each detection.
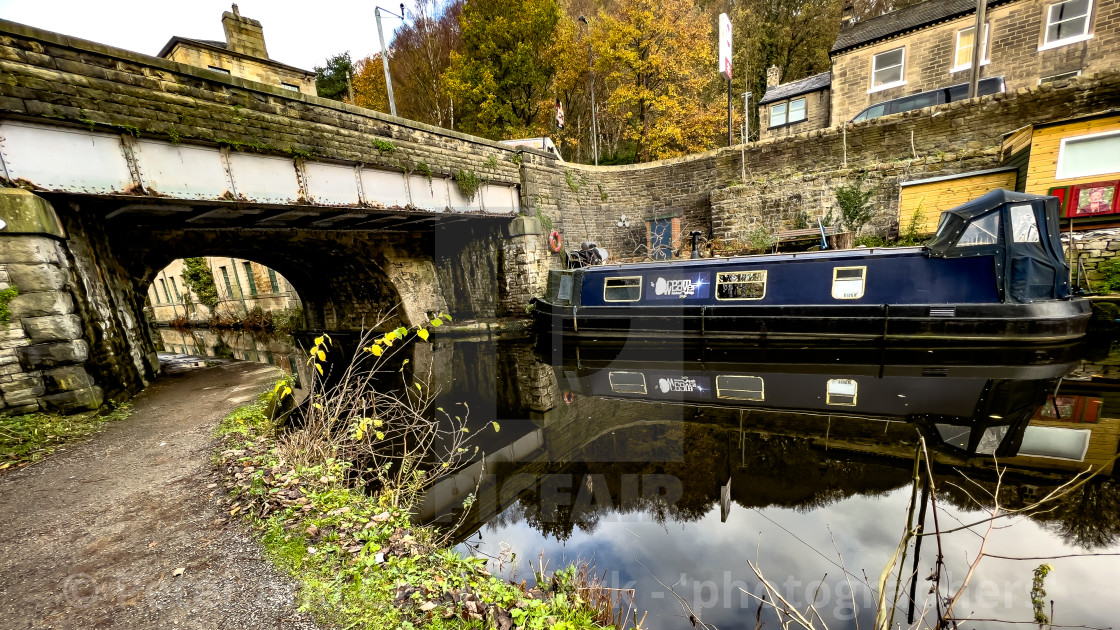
<box><xmin>758</xmin><ymin>69</ymin><xmax>832</xmax><ymax>140</ymax></box>
<box><xmin>148</xmin><ymin>258</ymin><xmax>302</xmax><ymax>324</ymax></box>
<box><xmin>760</xmin><ymin>0</ymin><xmax>1120</xmax><ymax>134</ymax></box>
<box><xmin>157</xmin><ymin>5</ymin><xmax>317</xmax><ymax>95</ymax></box>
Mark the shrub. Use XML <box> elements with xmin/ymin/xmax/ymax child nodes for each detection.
<box><xmin>744</xmin><ymin>226</ymin><xmax>777</xmax><ymax>253</ymax></box>
<box><xmin>835</xmin><ymin>177</ymin><xmax>876</xmax><ymax>234</ymax></box>
<box><xmin>181</xmin><ymin>258</ymin><xmax>220</xmax><ymax>310</ymax></box>
<box><xmin>1094</xmin><ymin>258</ymin><xmax>1120</xmax><ymax>293</ymax></box>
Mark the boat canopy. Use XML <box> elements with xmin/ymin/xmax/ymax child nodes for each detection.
<box><xmin>926</xmin><ymin>189</ymin><xmax>1070</xmax><ymax>302</ymax></box>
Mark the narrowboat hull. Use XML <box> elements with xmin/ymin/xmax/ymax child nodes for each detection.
<box><xmin>531</xmin><ymin>298</ymin><xmax>1092</xmax><ymax>343</ymax></box>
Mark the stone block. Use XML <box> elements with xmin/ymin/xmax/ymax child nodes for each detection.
<box><xmin>0</xmin><ymin>189</ymin><xmax>65</xmax><ymax>237</ymax></box>
<box><xmin>39</xmin><ymin>386</ymin><xmax>102</xmax><ymax>413</ymax></box>
<box><xmin>9</xmin><ymin>290</ymin><xmax>73</xmax><ymax>319</ymax></box>
<box><xmin>21</xmin><ymin>314</ymin><xmax>82</xmax><ymax>343</ymax></box>
<box><xmin>0</xmin><ymin>235</ymin><xmax>66</xmax><ymax>265</ymax></box>
<box><xmin>17</xmin><ymin>339</ymin><xmax>90</xmax><ymax>369</ymax></box>
<box><xmin>507</xmin><ymin>216</ymin><xmax>543</xmax><ymax>237</ymax></box>
<box><xmin>6</xmin><ymin>263</ymin><xmax>67</xmax><ymax>292</ymax></box>
<box><xmin>42</xmin><ymin>365</ymin><xmax>95</xmax><ymax>392</ymax></box>
<box><xmin>0</xmin><ymin>373</ymin><xmax>44</xmax><ymax>403</ymax></box>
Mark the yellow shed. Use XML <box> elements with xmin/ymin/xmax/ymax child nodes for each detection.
<box><xmin>898</xmin><ymin>168</ymin><xmax>1019</xmax><ymax>235</ymax></box>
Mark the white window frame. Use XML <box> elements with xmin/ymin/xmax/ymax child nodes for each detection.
<box><xmin>869</xmin><ymin>47</ymin><xmax>907</xmax><ymax>93</ymax></box>
<box><xmin>1040</xmin><ymin>0</ymin><xmax>1094</xmax><ymax>50</ymax></box>
<box><xmin>770</xmin><ymin>102</ymin><xmax>788</xmax><ymax>127</ymax></box>
<box><xmin>1055</xmin><ymin>128</ymin><xmax>1120</xmax><ymax>180</ymax></box>
<box><xmin>950</xmin><ymin>23</ymin><xmax>991</xmax><ymax>73</ymax></box>
<box><xmin>831</xmin><ymin>266</ymin><xmax>867</xmax><ymax>300</ymax></box>
<box><xmin>1039</xmin><ymin>70</ymin><xmax>1082</xmax><ymax>84</ymax></box>
<box><xmin>788</xmin><ymin>97</ymin><xmax>807</xmax><ymax>123</ymax></box>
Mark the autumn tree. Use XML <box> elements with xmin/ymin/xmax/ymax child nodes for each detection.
<box><xmin>732</xmin><ymin>0</ymin><xmax>841</xmax><ymax>139</ymax></box>
<box><xmin>352</xmin><ymin>55</ymin><xmax>390</xmax><ymax>112</ymax></box>
<box><xmin>315</xmin><ymin>52</ymin><xmax>354</xmax><ymax>102</ymax></box>
<box><xmin>596</xmin><ymin>0</ymin><xmax>724</xmax><ymax>162</ymax></box>
<box><xmin>443</xmin><ymin>0</ymin><xmax>561</xmax><ymax>139</ymax></box>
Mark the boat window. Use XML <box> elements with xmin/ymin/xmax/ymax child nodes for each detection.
<box><xmin>826</xmin><ymin>378</ymin><xmax>858</xmax><ymax>405</ymax></box>
<box><xmin>604</xmin><ymin>276</ymin><xmax>642</xmax><ymax>302</ymax></box>
<box><xmin>716</xmin><ymin>375</ymin><xmax>764</xmax><ymax>401</ymax></box>
<box><xmin>716</xmin><ymin>270</ymin><xmax>767</xmax><ymax>300</ymax></box>
<box><xmin>831</xmin><ymin>266</ymin><xmax>866</xmax><ymax>300</ymax></box>
<box><xmin>608</xmin><ymin>371</ymin><xmax>647</xmax><ymax>394</ymax></box>
<box><xmin>557</xmin><ymin>275</ymin><xmax>573</xmax><ymax>301</ymax></box>
<box><xmin>957</xmin><ymin>212</ymin><xmax>1000</xmax><ymax>246</ymax></box>
<box><xmin>1010</xmin><ymin>204</ymin><xmax>1040</xmax><ymax>243</ymax></box>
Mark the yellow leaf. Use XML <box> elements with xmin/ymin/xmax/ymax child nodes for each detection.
<box><xmin>414</xmin><ymin>383</ymin><xmax>422</xmax><ymax>392</ymax></box>
<box><xmin>317</xmin><ymin>350</ymin><xmax>326</xmax><ymax>361</ymax></box>
<box><xmin>315</xmin><ymin>363</ymin><xmax>323</xmax><ymax>375</ymax></box>
<box><xmin>322</xmin><ymin>333</ymin><xmax>332</xmax><ymax>344</ymax></box>
<box><xmin>417</xmin><ymin>328</ymin><xmax>430</xmax><ymax>341</ymax></box>
<box><xmin>491</xmin><ymin>421</ymin><xmax>500</xmax><ymax>433</ymax></box>
<box><xmin>430</xmin><ymin>319</ymin><xmax>442</xmax><ymax>327</ymax></box>
<box><xmin>441</xmin><ymin>314</ymin><xmax>452</xmax><ymax>322</ymax></box>
<box><xmin>355</xmin><ymin>429</ymin><xmax>363</xmax><ymax>440</ymax></box>
<box><xmin>375</xmin><ymin>431</ymin><xmax>385</xmax><ymax>440</ymax></box>
<box><xmin>373</xmin><ymin>418</ymin><xmax>383</xmax><ymax>427</ymax></box>
<box><xmin>371</xmin><ymin>346</ymin><xmax>383</xmax><ymax>357</ymax></box>
<box><xmin>314</xmin><ymin>336</ymin><xmax>324</xmax><ymax>346</ymax></box>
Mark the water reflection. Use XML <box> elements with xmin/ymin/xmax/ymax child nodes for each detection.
<box><xmin>163</xmin><ymin>327</ymin><xmax>1120</xmax><ymax>628</ymax></box>
<box><xmin>153</xmin><ymin>327</ymin><xmax>303</xmax><ymax>385</ymax></box>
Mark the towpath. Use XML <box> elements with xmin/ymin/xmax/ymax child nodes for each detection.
<box><xmin>0</xmin><ymin>360</ymin><xmax>322</xmax><ymax>630</ymax></box>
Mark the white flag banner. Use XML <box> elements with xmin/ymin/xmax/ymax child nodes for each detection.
<box><xmin>719</xmin><ymin>13</ymin><xmax>732</xmax><ymax>81</ymax></box>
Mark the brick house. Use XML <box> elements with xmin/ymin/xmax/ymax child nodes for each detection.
<box><xmin>760</xmin><ymin>0</ymin><xmax>1120</xmax><ymax>134</ymax></box>
<box><xmin>157</xmin><ymin>5</ymin><xmax>317</xmax><ymax>95</ymax></box>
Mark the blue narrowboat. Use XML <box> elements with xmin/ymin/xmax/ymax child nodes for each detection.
<box><xmin>531</xmin><ymin>190</ymin><xmax>1091</xmax><ymax>343</ymax></box>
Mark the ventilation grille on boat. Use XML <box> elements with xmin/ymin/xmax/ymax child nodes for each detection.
<box><xmin>922</xmin><ymin>367</ymin><xmax>949</xmax><ymax>377</ymax></box>
<box><xmin>929</xmin><ymin>306</ymin><xmax>957</xmax><ymax>317</ymax></box>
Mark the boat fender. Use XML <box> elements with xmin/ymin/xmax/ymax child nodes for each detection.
<box><xmin>549</xmin><ymin>230</ymin><xmax>563</xmax><ymax>252</ymax></box>
<box><xmin>563</xmin><ymin>391</ymin><xmax>574</xmax><ymax>404</ymax></box>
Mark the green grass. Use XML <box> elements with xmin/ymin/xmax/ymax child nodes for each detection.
<box><xmin>0</xmin><ymin>403</ymin><xmax>132</xmax><ymax>471</ymax></box>
<box><xmin>214</xmin><ymin>396</ymin><xmax>616</xmax><ymax>629</ymax></box>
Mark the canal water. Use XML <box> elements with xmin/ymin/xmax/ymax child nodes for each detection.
<box><xmin>157</xmin><ymin>327</ymin><xmax>1120</xmax><ymax>629</ymax></box>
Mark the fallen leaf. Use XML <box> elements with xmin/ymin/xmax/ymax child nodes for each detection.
<box><xmin>172</xmin><ymin>567</ymin><xmax>185</xmax><ymax>577</ymax></box>
<box><xmin>419</xmin><ymin>601</ymin><xmax>437</xmax><ymax>612</ymax></box>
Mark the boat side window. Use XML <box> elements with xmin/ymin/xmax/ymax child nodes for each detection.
<box><xmin>956</xmin><ymin>212</ymin><xmax>1000</xmax><ymax>246</ymax></box>
<box><xmin>826</xmin><ymin>379</ymin><xmax>858</xmax><ymax>406</ymax></box>
<box><xmin>716</xmin><ymin>270</ymin><xmax>767</xmax><ymax>300</ymax></box>
<box><xmin>557</xmin><ymin>275</ymin><xmax>573</xmax><ymax>300</ymax></box>
<box><xmin>608</xmin><ymin>371</ymin><xmax>647</xmax><ymax>394</ymax></box>
<box><xmin>716</xmin><ymin>375</ymin><xmax>764</xmax><ymax>401</ymax></box>
<box><xmin>1010</xmin><ymin>204</ymin><xmax>1040</xmax><ymax>243</ymax></box>
<box><xmin>604</xmin><ymin>276</ymin><xmax>642</xmax><ymax>302</ymax></box>
<box><xmin>831</xmin><ymin>266</ymin><xmax>866</xmax><ymax>300</ymax></box>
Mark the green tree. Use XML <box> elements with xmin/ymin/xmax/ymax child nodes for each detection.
<box><xmin>180</xmin><ymin>258</ymin><xmax>220</xmax><ymax>310</ymax></box>
<box><xmin>443</xmin><ymin>0</ymin><xmax>561</xmax><ymax>139</ymax></box>
<box><xmin>315</xmin><ymin>52</ymin><xmax>354</xmax><ymax>102</ymax></box>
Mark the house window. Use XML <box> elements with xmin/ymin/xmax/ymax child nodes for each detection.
<box><xmin>716</xmin><ymin>375</ymin><xmax>764</xmax><ymax>401</ymax></box>
<box><xmin>770</xmin><ymin>102</ymin><xmax>787</xmax><ymax>127</ymax></box>
<box><xmin>826</xmin><ymin>379</ymin><xmax>858</xmax><ymax>406</ymax></box>
<box><xmin>952</xmin><ymin>24</ymin><xmax>990</xmax><ymax>71</ymax></box>
<box><xmin>1043</xmin><ymin>0</ymin><xmax>1093</xmax><ymax>48</ymax></box>
<box><xmin>788</xmin><ymin>98</ymin><xmax>807</xmax><ymax>123</ymax></box>
<box><xmin>608</xmin><ymin>371</ymin><xmax>647</xmax><ymax>394</ymax></box>
<box><xmin>159</xmin><ymin>279</ymin><xmax>170</xmax><ymax>303</ymax></box>
<box><xmin>170</xmin><ymin>277</ymin><xmax>182</xmax><ymax>302</ymax></box>
<box><xmin>268</xmin><ymin>268</ymin><xmax>280</xmax><ymax>293</ymax></box>
<box><xmin>716</xmin><ymin>271</ymin><xmax>767</xmax><ymax>300</ymax></box>
<box><xmin>604</xmin><ymin>277</ymin><xmax>642</xmax><ymax>302</ymax></box>
<box><xmin>280</xmin><ymin>82</ymin><xmax>300</xmax><ymax>91</ymax></box>
<box><xmin>242</xmin><ymin>262</ymin><xmax>258</xmax><ymax>296</ymax></box>
<box><xmin>870</xmin><ymin>47</ymin><xmax>906</xmax><ymax>91</ymax></box>
<box><xmin>1056</xmin><ymin>129</ymin><xmax>1120</xmax><ymax>179</ymax></box>
<box><xmin>208</xmin><ymin>65</ymin><xmax>231</xmax><ymax>75</ymax></box>
<box><xmin>831</xmin><ymin>267</ymin><xmax>866</xmax><ymax>300</ymax></box>
<box><xmin>219</xmin><ymin>266</ymin><xmax>234</xmax><ymax>297</ymax></box>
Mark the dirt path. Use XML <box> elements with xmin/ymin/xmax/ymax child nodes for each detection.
<box><xmin>0</xmin><ymin>360</ymin><xmax>324</xmax><ymax>630</ymax></box>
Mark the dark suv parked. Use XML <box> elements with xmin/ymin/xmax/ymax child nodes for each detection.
<box><xmin>850</xmin><ymin>76</ymin><xmax>1005</xmax><ymax>123</ymax></box>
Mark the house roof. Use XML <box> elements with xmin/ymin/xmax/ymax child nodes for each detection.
<box><xmin>832</xmin><ymin>0</ymin><xmax>1009</xmax><ymax>55</ymax></box>
<box><xmin>759</xmin><ymin>71</ymin><xmax>832</xmax><ymax>105</ymax></box>
<box><xmin>156</xmin><ymin>36</ymin><xmax>314</xmax><ymax>77</ymax></box>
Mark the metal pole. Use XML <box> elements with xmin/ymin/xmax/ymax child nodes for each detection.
<box><xmin>727</xmin><ymin>79</ymin><xmax>732</xmax><ymax>147</ymax></box>
<box><xmin>967</xmin><ymin>0</ymin><xmax>987</xmax><ymax>99</ymax></box>
<box><xmin>375</xmin><ymin>7</ymin><xmax>398</xmax><ymax>117</ymax></box>
<box><xmin>743</xmin><ymin>92</ymin><xmax>751</xmax><ymax>143</ymax></box>
<box><xmin>579</xmin><ymin>16</ymin><xmax>598</xmax><ymax>166</ymax></box>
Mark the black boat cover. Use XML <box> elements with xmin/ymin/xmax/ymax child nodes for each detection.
<box><xmin>925</xmin><ymin>189</ymin><xmax>1071</xmax><ymax>302</ymax></box>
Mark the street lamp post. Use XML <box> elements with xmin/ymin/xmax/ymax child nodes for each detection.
<box><xmin>375</xmin><ymin>4</ymin><xmax>406</xmax><ymax>117</ymax></box>
<box><xmin>578</xmin><ymin>15</ymin><xmax>599</xmax><ymax>166</ymax></box>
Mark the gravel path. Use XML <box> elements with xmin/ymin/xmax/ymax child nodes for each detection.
<box><xmin>0</xmin><ymin>360</ymin><xmax>325</xmax><ymax>630</ymax></box>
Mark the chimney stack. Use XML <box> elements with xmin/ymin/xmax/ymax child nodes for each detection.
<box><xmin>766</xmin><ymin>65</ymin><xmax>781</xmax><ymax>88</ymax></box>
<box><xmin>222</xmin><ymin>4</ymin><xmax>269</xmax><ymax>59</ymax></box>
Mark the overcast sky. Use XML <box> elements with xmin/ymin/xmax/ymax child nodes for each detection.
<box><xmin>0</xmin><ymin>0</ymin><xmax>400</xmax><ymax>71</ymax></box>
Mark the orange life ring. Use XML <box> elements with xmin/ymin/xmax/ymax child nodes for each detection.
<box><xmin>563</xmin><ymin>391</ymin><xmax>574</xmax><ymax>404</ymax></box>
<box><xmin>549</xmin><ymin>230</ymin><xmax>563</xmax><ymax>253</ymax></box>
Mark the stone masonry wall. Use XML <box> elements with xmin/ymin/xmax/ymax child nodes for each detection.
<box><xmin>1069</xmin><ymin>228</ymin><xmax>1120</xmax><ymax>290</ymax></box>
<box><xmin>543</xmin><ymin>71</ymin><xmax>1120</xmax><ymax>260</ymax></box>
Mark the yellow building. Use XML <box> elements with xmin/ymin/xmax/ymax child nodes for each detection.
<box><xmin>148</xmin><ymin>257</ymin><xmax>302</xmax><ymax>324</ymax></box>
<box><xmin>157</xmin><ymin>5</ymin><xmax>317</xmax><ymax>95</ymax></box>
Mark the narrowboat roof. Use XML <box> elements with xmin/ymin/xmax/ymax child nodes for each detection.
<box><xmin>581</xmin><ymin>246</ymin><xmax>926</xmax><ymax>273</ymax></box>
